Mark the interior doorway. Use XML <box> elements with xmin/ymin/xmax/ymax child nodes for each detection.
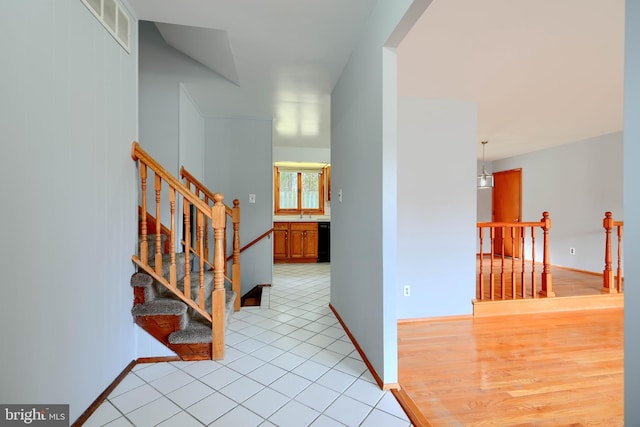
<box><xmin>492</xmin><ymin>168</ymin><xmax>522</xmax><ymax>258</ymax></box>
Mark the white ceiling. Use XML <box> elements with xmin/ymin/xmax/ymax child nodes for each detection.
<box><xmin>130</xmin><ymin>0</ymin><xmax>379</xmax><ymax>150</ymax></box>
<box><xmin>130</xmin><ymin>0</ymin><xmax>624</xmax><ymax>160</ymax></box>
<box><xmin>399</xmin><ymin>0</ymin><xmax>624</xmax><ymax>161</ymax></box>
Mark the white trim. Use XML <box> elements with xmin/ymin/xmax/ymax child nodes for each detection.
<box><xmin>81</xmin><ymin>0</ymin><xmax>131</xmax><ymax>53</ymax></box>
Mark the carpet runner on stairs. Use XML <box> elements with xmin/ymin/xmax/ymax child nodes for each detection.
<box><xmin>130</xmin><ymin>249</ymin><xmax>236</xmax><ymax>358</ymax></box>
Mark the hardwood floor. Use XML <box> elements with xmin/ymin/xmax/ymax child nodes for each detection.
<box><xmin>398</xmin><ymin>265</ymin><xmax>624</xmax><ymax>426</ymax></box>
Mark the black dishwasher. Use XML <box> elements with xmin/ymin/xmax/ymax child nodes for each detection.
<box><xmin>317</xmin><ymin>222</ymin><xmax>330</xmax><ymax>262</ymax></box>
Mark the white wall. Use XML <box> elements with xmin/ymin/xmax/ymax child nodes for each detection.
<box><xmin>397</xmin><ymin>97</ymin><xmax>477</xmax><ymax>319</ymax></box>
<box><xmin>273</xmin><ymin>146</ymin><xmax>330</xmax><ymax>164</ymax></box>
<box><xmin>0</xmin><ymin>0</ymin><xmax>138</xmax><ymax>421</ymax></box>
<box><xmin>140</xmin><ymin>21</ymin><xmax>273</xmax><ymax>299</ymax></box>
<box><xmin>139</xmin><ymin>21</ymin><xmax>182</xmax><ymax>173</ymax></box>
<box><xmin>492</xmin><ymin>132</ymin><xmax>623</xmax><ymax>272</ymax></box>
<box><xmin>205</xmin><ymin>117</ymin><xmax>274</xmax><ymax>296</ymax></box>
<box><xmin>624</xmin><ymin>0</ymin><xmax>640</xmax><ymax>423</ymax></box>
<box><xmin>179</xmin><ymin>84</ymin><xmax>205</xmax><ymax>182</ymax></box>
<box><xmin>330</xmin><ymin>0</ymin><xmax>429</xmax><ymax>385</ymax></box>
<box><xmin>139</xmin><ymin>21</ymin><xmax>214</xmax><ymax>240</ymax></box>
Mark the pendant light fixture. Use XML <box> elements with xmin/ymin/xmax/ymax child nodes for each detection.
<box><xmin>477</xmin><ymin>140</ymin><xmax>494</xmax><ymax>189</ymax></box>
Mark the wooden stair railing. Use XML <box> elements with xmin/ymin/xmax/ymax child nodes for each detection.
<box><xmin>602</xmin><ymin>212</ymin><xmax>624</xmax><ymax>294</ymax></box>
<box><xmin>180</xmin><ymin>166</ymin><xmax>241</xmax><ymax>312</ymax></box>
<box><xmin>227</xmin><ymin>228</ymin><xmax>274</xmax><ymax>262</ymax></box>
<box><xmin>476</xmin><ymin>212</ymin><xmax>553</xmax><ymax>301</ymax></box>
<box><xmin>131</xmin><ymin>141</ymin><xmax>228</xmax><ymax>360</ymax></box>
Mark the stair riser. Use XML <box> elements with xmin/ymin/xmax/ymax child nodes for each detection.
<box><xmin>134</xmin><ymin>315</ymin><xmax>182</xmax><ymax>347</ymax></box>
<box><xmin>168</xmin><ymin>344</ymin><xmax>211</xmax><ymax>360</ymax></box>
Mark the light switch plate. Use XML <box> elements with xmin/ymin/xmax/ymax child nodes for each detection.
<box><xmin>249</xmin><ymin>194</ymin><xmax>256</xmax><ymax>203</ymax></box>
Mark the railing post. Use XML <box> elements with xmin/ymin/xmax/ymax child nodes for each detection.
<box><xmin>183</xmin><ymin>200</ymin><xmax>191</xmax><ymax>300</ymax></box>
<box><xmin>489</xmin><ymin>227</ymin><xmax>495</xmax><ymax>300</ymax></box>
<box><xmin>169</xmin><ymin>188</ymin><xmax>177</xmax><ymax>286</ymax></box>
<box><xmin>616</xmin><ymin>222</ymin><xmax>623</xmax><ymax>293</ymax></box>
<box><xmin>601</xmin><ymin>212</ymin><xmax>616</xmax><ymax>293</ymax></box>
<box><xmin>478</xmin><ymin>226</ymin><xmax>484</xmax><ymax>300</ymax></box>
<box><xmin>154</xmin><ymin>174</ymin><xmax>163</xmax><ymax>276</ymax></box>
<box><xmin>539</xmin><ymin>212</ymin><xmax>555</xmax><ymax>297</ymax></box>
<box><xmin>232</xmin><ymin>199</ymin><xmax>241</xmax><ymax>312</ymax></box>
<box><xmin>212</xmin><ymin>193</ymin><xmax>227</xmax><ymax>360</ymax></box>
<box><xmin>139</xmin><ymin>163</ymin><xmax>148</xmax><ymax>264</ymax></box>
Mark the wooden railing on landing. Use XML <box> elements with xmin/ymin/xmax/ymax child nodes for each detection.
<box><xmin>131</xmin><ymin>141</ymin><xmax>228</xmax><ymax>360</ymax></box>
<box><xmin>476</xmin><ymin>212</ymin><xmax>553</xmax><ymax>301</ymax></box>
<box><xmin>602</xmin><ymin>212</ymin><xmax>624</xmax><ymax>294</ymax></box>
<box><xmin>180</xmin><ymin>167</ymin><xmax>241</xmax><ymax>311</ymax></box>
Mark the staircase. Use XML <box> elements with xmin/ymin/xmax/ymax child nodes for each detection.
<box><xmin>130</xmin><ymin>141</ymin><xmax>241</xmax><ymax>360</ymax></box>
<box><xmin>130</xmin><ymin>266</ymin><xmax>236</xmax><ymax>360</ymax></box>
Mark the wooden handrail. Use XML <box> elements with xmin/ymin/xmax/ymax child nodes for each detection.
<box><xmin>476</xmin><ymin>212</ymin><xmax>553</xmax><ymax>301</ymax></box>
<box><xmin>602</xmin><ymin>212</ymin><xmax>624</xmax><ymax>293</ymax></box>
<box><xmin>226</xmin><ymin>228</ymin><xmax>274</xmax><ymax>262</ymax></box>
<box><xmin>132</xmin><ymin>142</ymin><xmax>214</xmax><ymax>217</ymax></box>
<box><xmin>181</xmin><ymin>165</ymin><xmax>242</xmax><ymax>312</ymax></box>
<box><xmin>131</xmin><ymin>141</ymin><xmax>227</xmax><ymax>360</ymax></box>
<box><xmin>180</xmin><ymin>166</ymin><xmax>233</xmax><ymax>216</ymax></box>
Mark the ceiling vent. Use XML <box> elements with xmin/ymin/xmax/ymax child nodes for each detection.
<box><xmin>81</xmin><ymin>0</ymin><xmax>130</xmax><ymax>53</ymax></box>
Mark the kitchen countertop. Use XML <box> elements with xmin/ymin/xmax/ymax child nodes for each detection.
<box><xmin>274</xmin><ymin>215</ymin><xmax>331</xmax><ymax>222</ymax></box>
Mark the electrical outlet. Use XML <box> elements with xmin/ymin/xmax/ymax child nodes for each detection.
<box><xmin>403</xmin><ymin>285</ymin><xmax>410</xmax><ymax>297</ymax></box>
<box><xmin>570</xmin><ymin>248</ymin><xmax>576</xmax><ymax>255</ymax></box>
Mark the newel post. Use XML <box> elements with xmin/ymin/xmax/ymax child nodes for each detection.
<box><xmin>601</xmin><ymin>212</ymin><xmax>616</xmax><ymax>293</ymax></box>
<box><xmin>211</xmin><ymin>193</ymin><xmax>227</xmax><ymax>360</ymax></box>
<box><xmin>232</xmin><ymin>199</ymin><xmax>241</xmax><ymax>312</ymax></box>
<box><xmin>539</xmin><ymin>212</ymin><xmax>555</xmax><ymax>297</ymax></box>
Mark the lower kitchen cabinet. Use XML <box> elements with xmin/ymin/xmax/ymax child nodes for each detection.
<box><xmin>273</xmin><ymin>222</ymin><xmax>318</xmax><ymax>263</ymax></box>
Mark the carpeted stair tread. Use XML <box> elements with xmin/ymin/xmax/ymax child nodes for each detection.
<box><xmin>169</xmin><ymin>291</ymin><xmax>237</xmax><ymax>344</ymax></box>
<box><xmin>132</xmin><ymin>298</ymin><xmax>188</xmax><ymax>327</ymax></box>
<box><xmin>169</xmin><ymin>320</ymin><xmax>212</xmax><ymax>344</ymax></box>
<box><xmin>130</xmin><ymin>272</ymin><xmax>156</xmax><ymax>303</ymax></box>
<box><xmin>131</xmin><ymin>272</ymin><xmax>154</xmax><ymax>288</ymax></box>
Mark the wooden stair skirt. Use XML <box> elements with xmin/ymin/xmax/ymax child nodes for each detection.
<box><xmin>134</xmin><ymin>314</ymin><xmax>213</xmax><ymax>361</ymax></box>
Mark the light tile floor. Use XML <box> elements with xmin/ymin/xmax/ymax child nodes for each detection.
<box><xmin>85</xmin><ymin>263</ymin><xmax>411</xmax><ymax>426</ymax></box>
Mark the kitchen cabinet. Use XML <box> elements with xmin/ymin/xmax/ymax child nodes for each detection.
<box><xmin>273</xmin><ymin>222</ymin><xmax>290</xmax><ymax>261</ymax></box>
<box><xmin>273</xmin><ymin>222</ymin><xmax>318</xmax><ymax>263</ymax></box>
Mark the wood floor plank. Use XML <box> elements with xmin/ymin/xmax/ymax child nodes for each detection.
<box><xmin>398</xmin><ymin>308</ymin><xmax>623</xmax><ymax>426</ymax></box>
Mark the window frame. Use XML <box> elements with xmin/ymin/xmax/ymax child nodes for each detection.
<box><xmin>274</xmin><ymin>166</ymin><xmax>325</xmax><ymax>215</ymax></box>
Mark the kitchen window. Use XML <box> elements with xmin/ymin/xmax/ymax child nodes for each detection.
<box><xmin>274</xmin><ymin>166</ymin><xmax>325</xmax><ymax>215</ymax></box>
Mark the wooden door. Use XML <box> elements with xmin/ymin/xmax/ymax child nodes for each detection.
<box><xmin>492</xmin><ymin>169</ymin><xmax>522</xmax><ymax>257</ymax></box>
